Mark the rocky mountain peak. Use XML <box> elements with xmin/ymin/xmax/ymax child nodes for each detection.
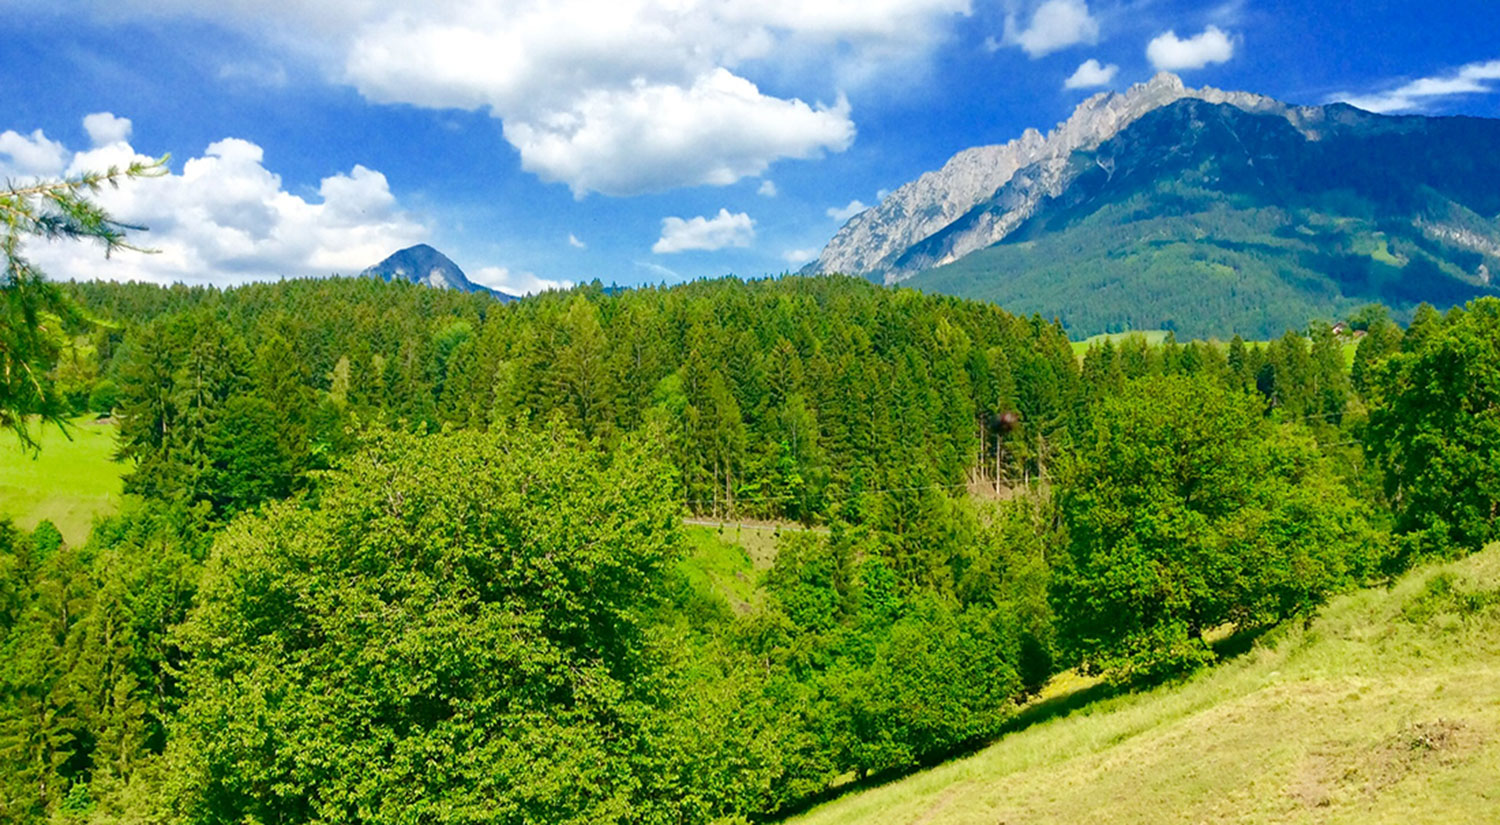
<box><xmin>809</xmin><ymin>73</ymin><xmax>1291</xmax><ymax>279</ymax></box>
<box><xmin>360</xmin><ymin>244</ymin><xmax>516</xmax><ymax>301</ymax></box>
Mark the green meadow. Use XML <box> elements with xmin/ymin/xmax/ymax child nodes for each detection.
<box><xmin>1071</xmin><ymin>329</ymin><xmax>1362</xmax><ymax>368</ymax></box>
<box><xmin>0</xmin><ymin>418</ymin><xmax>126</xmax><ymax>546</ymax></box>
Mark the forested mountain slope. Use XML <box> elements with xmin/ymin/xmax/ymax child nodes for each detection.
<box><xmin>903</xmin><ymin>99</ymin><xmax>1500</xmax><ymax>337</ymax></box>
<box><xmin>809</xmin><ymin>73</ymin><xmax>1500</xmax><ymax>338</ymax></box>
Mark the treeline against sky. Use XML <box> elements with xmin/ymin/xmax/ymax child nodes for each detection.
<box><xmin>65</xmin><ymin>275</ymin><xmax>1366</xmax><ymax>522</ymax></box>
<box><xmin>2</xmin><ymin>275</ymin><xmax>1495</xmax><ymax>824</ymax></box>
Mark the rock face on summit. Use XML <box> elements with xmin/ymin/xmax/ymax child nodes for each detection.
<box><xmin>361</xmin><ymin>244</ymin><xmax>515</xmax><ymax>301</ymax></box>
<box><xmin>809</xmin><ymin>73</ymin><xmax>1297</xmax><ymax>282</ymax></box>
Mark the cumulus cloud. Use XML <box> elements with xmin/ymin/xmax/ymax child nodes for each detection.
<box><xmin>1004</xmin><ymin>0</ymin><xmax>1099</xmax><ymax>58</ymax></box>
<box><xmin>82</xmin><ymin>112</ymin><xmax>132</xmax><ymax>147</ymax></box>
<box><xmin>568</xmin><ymin>233</ymin><xmax>586</xmax><ymax>249</ymax></box>
<box><xmin>503</xmin><ymin>70</ymin><xmax>854</xmax><ymax>198</ymax></box>
<box><xmin>1334</xmin><ymin>59</ymin><xmax>1500</xmax><ymax>113</ymax></box>
<box><xmin>90</xmin><ymin>0</ymin><xmax>972</xmax><ymax>197</ymax></box>
<box><xmin>758</xmin><ymin>179</ymin><xmax>778</xmax><ymax>197</ymax></box>
<box><xmin>1064</xmin><ymin>58</ymin><xmax>1118</xmax><ymax>89</ymax></box>
<box><xmin>826</xmin><ymin>199</ymin><xmax>869</xmax><ymax>222</ymax></box>
<box><xmin>1146</xmin><ymin>26</ymin><xmax>1235</xmax><ymax>71</ymax></box>
<box><xmin>472</xmin><ymin>265</ymin><xmax>572</xmax><ymax>295</ymax></box>
<box><xmin>0</xmin><ymin>128</ymin><xmax>69</xmax><ymax>179</ymax></box>
<box><xmin>652</xmin><ymin>208</ymin><xmax>755</xmax><ymax>254</ymax></box>
<box><xmin>17</xmin><ymin>112</ymin><xmax>427</xmax><ymax>286</ymax></box>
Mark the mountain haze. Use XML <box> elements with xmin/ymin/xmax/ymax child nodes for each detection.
<box><xmin>808</xmin><ymin>74</ymin><xmax>1500</xmax><ymax>337</ymax></box>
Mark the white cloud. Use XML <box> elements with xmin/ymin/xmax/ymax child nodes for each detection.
<box><xmin>875</xmin><ymin>188</ymin><xmax>890</xmax><ymax>201</ymax></box>
<box><xmin>472</xmin><ymin>265</ymin><xmax>571</xmax><ymax>295</ymax></box>
<box><xmin>1334</xmin><ymin>59</ymin><xmax>1500</xmax><ymax>113</ymax></box>
<box><xmin>1064</xmin><ymin>58</ymin><xmax>1118</xmax><ymax>89</ymax></box>
<box><xmin>826</xmin><ymin>199</ymin><xmax>868</xmax><ymax>222</ymax></box>
<box><xmin>82</xmin><ymin>112</ymin><xmax>132</xmax><ymax>147</ymax></box>
<box><xmin>19</xmin><ymin>113</ymin><xmax>427</xmax><ymax>286</ymax></box>
<box><xmin>503</xmin><ymin>70</ymin><xmax>854</xmax><ymax>198</ymax></box>
<box><xmin>90</xmin><ymin>1</ymin><xmax>972</xmax><ymax>197</ymax></box>
<box><xmin>1005</xmin><ymin>0</ymin><xmax>1099</xmax><ymax>58</ymax></box>
<box><xmin>758</xmin><ymin>179</ymin><xmax>778</xmax><ymax>197</ymax></box>
<box><xmin>652</xmin><ymin>208</ymin><xmax>755</xmax><ymax>254</ymax></box>
<box><xmin>782</xmin><ymin>247</ymin><xmax>818</xmax><ymax>266</ymax></box>
<box><xmin>0</xmin><ymin>128</ymin><xmax>69</xmax><ymax>179</ymax></box>
<box><xmin>1146</xmin><ymin>26</ymin><xmax>1235</xmax><ymax>71</ymax></box>
<box><xmin>568</xmin><ymin>233</ymin><xmax>586</xmax><ymax>249</ymax></box>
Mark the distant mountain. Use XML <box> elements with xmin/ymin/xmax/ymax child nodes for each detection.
<box><xmin>360</xmin><ymin>244</ymin><xmax>516</xmax><ymax>301</ymax></box>
<box><xmin>806</xmin><ymin>73</ymin><xmax>1500</xmax><ymax>337</ymax></box>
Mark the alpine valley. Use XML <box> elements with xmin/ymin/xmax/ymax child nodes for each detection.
<box><xmin>807</xmin><ymin>73</ymin><xmax>1500</xmax><ymax>338</ymax></box>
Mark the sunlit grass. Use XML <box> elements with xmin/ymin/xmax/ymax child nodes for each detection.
<box><xmin>0</xmin><ymin>417</ymin><xmax>126</xmax><ymax>546</ymax></box>
<box><xmin>786</xmin><ymin>545</ymin><xmax>1500</xmax><ymax>825</ymax></box>
<box><xmin>679</xmin><ymin>525</ymin><xmax>766</xmax><ymax>612</ymax></box>
<box><xmin>1069</xmin><ymin>330</ymin><xmax>1171</xmax><ymax>356</ymax></box>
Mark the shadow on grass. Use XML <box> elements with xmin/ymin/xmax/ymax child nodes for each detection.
<box><xmin>1210</xmin><ymin>623</ymin><xmax>1275</xmax><ymax>661</ymax></box>
<box><xmin>764</xmin><ymin>622</ymin><xmax>1277</xmax><ymax>822</ymax></box>
<box><xmin>761</xmin><ymin>678</ymin><xmax>1126</xmax><ymax>822</ymax></box>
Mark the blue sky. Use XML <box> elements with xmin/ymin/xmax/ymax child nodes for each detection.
<box><xmin>2</xmin><ymin>0</ymin><xmax>1498</xmax><ymax>294</ymax></box>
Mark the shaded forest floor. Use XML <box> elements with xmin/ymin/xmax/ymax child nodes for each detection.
<box><xmin>784</xmin><ymin>545</ymin><xmax>1500</xmax><ymax>825</ymax></box>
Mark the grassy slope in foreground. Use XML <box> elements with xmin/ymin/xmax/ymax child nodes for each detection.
<box><xmin>788</xmin><ymin>545</ymin><xmax>1500</xmax><ymax>825</ymax></box>
<box><xmin>0</xmin><ymin>418</ymin><xmax>124</xmax><ymax>546</ymax></box>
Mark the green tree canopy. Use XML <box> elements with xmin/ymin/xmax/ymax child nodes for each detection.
<box><xmin>1054</xmin><ymin>374</ymin><xmax>1377</xmax><ymax>679</ymax></box>
<box><xmin>1367</xmin><ymin>297</ymin><xmax>1500</xmax><ymax>560</ymax></box>
<box><xmin>165</xmin><ymin>425</ymin><xmax>685</xmax><ymax>824</ymax></box>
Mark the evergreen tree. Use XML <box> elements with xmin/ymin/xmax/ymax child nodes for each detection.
<box><xmin>1</xmin><ymin>159</ymin><xmax>165</xmax><ymax>449</ymax></box>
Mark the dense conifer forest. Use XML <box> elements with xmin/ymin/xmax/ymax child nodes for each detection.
<box><xmin>3</xmin><ymin>273</ymin><xmax>1498</xmax><ymax>824</ymax></box>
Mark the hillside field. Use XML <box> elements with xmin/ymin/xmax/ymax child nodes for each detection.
<box><xmin>1070</xmin><ymin>330</ymin><xmax>1361</xmax><ymax>367</ymax></box>
<box><xmin>786</xmin><ymin>546</ymin><xmax>1500</xmax><ymax>825</ymax></box>
<box><xmin>0</xmin><ymin>418</ymin><xmax>125</xmax><ymax>546</ymax></box>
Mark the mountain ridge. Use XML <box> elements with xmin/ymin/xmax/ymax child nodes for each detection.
<box><xmin>807</xmin><ymin>75</ymin><xmax>1500</xmax><ymax>337</ymax></box>
<box><xmin>807</xmin><ymin>72</ymin><xmax>1302</xmax><ymax>280</ymax></box>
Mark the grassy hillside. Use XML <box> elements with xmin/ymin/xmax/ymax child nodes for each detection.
<box><xmin>679</xmin><ymin>521</ymin><xmax>827</xmax><ymax>612</ymax></box>
<box><xmin>1069</xmin><ymin>330</ymin><xmax>1171</xmax><ymax>356</ymax></box>
<box><xmin>0</xmin><ymin>418</ymin><xmax>126</xmax><ymax>546</ymax></box>
<box><xmin>678</xmin><ymin>524</ymin><xmax>769</xmax><ymax>612</ymax></box>
<box><xmin>786</xmin><ymin>545</ymin><xmax>1500</xmax><ymax>825</ymax></box>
